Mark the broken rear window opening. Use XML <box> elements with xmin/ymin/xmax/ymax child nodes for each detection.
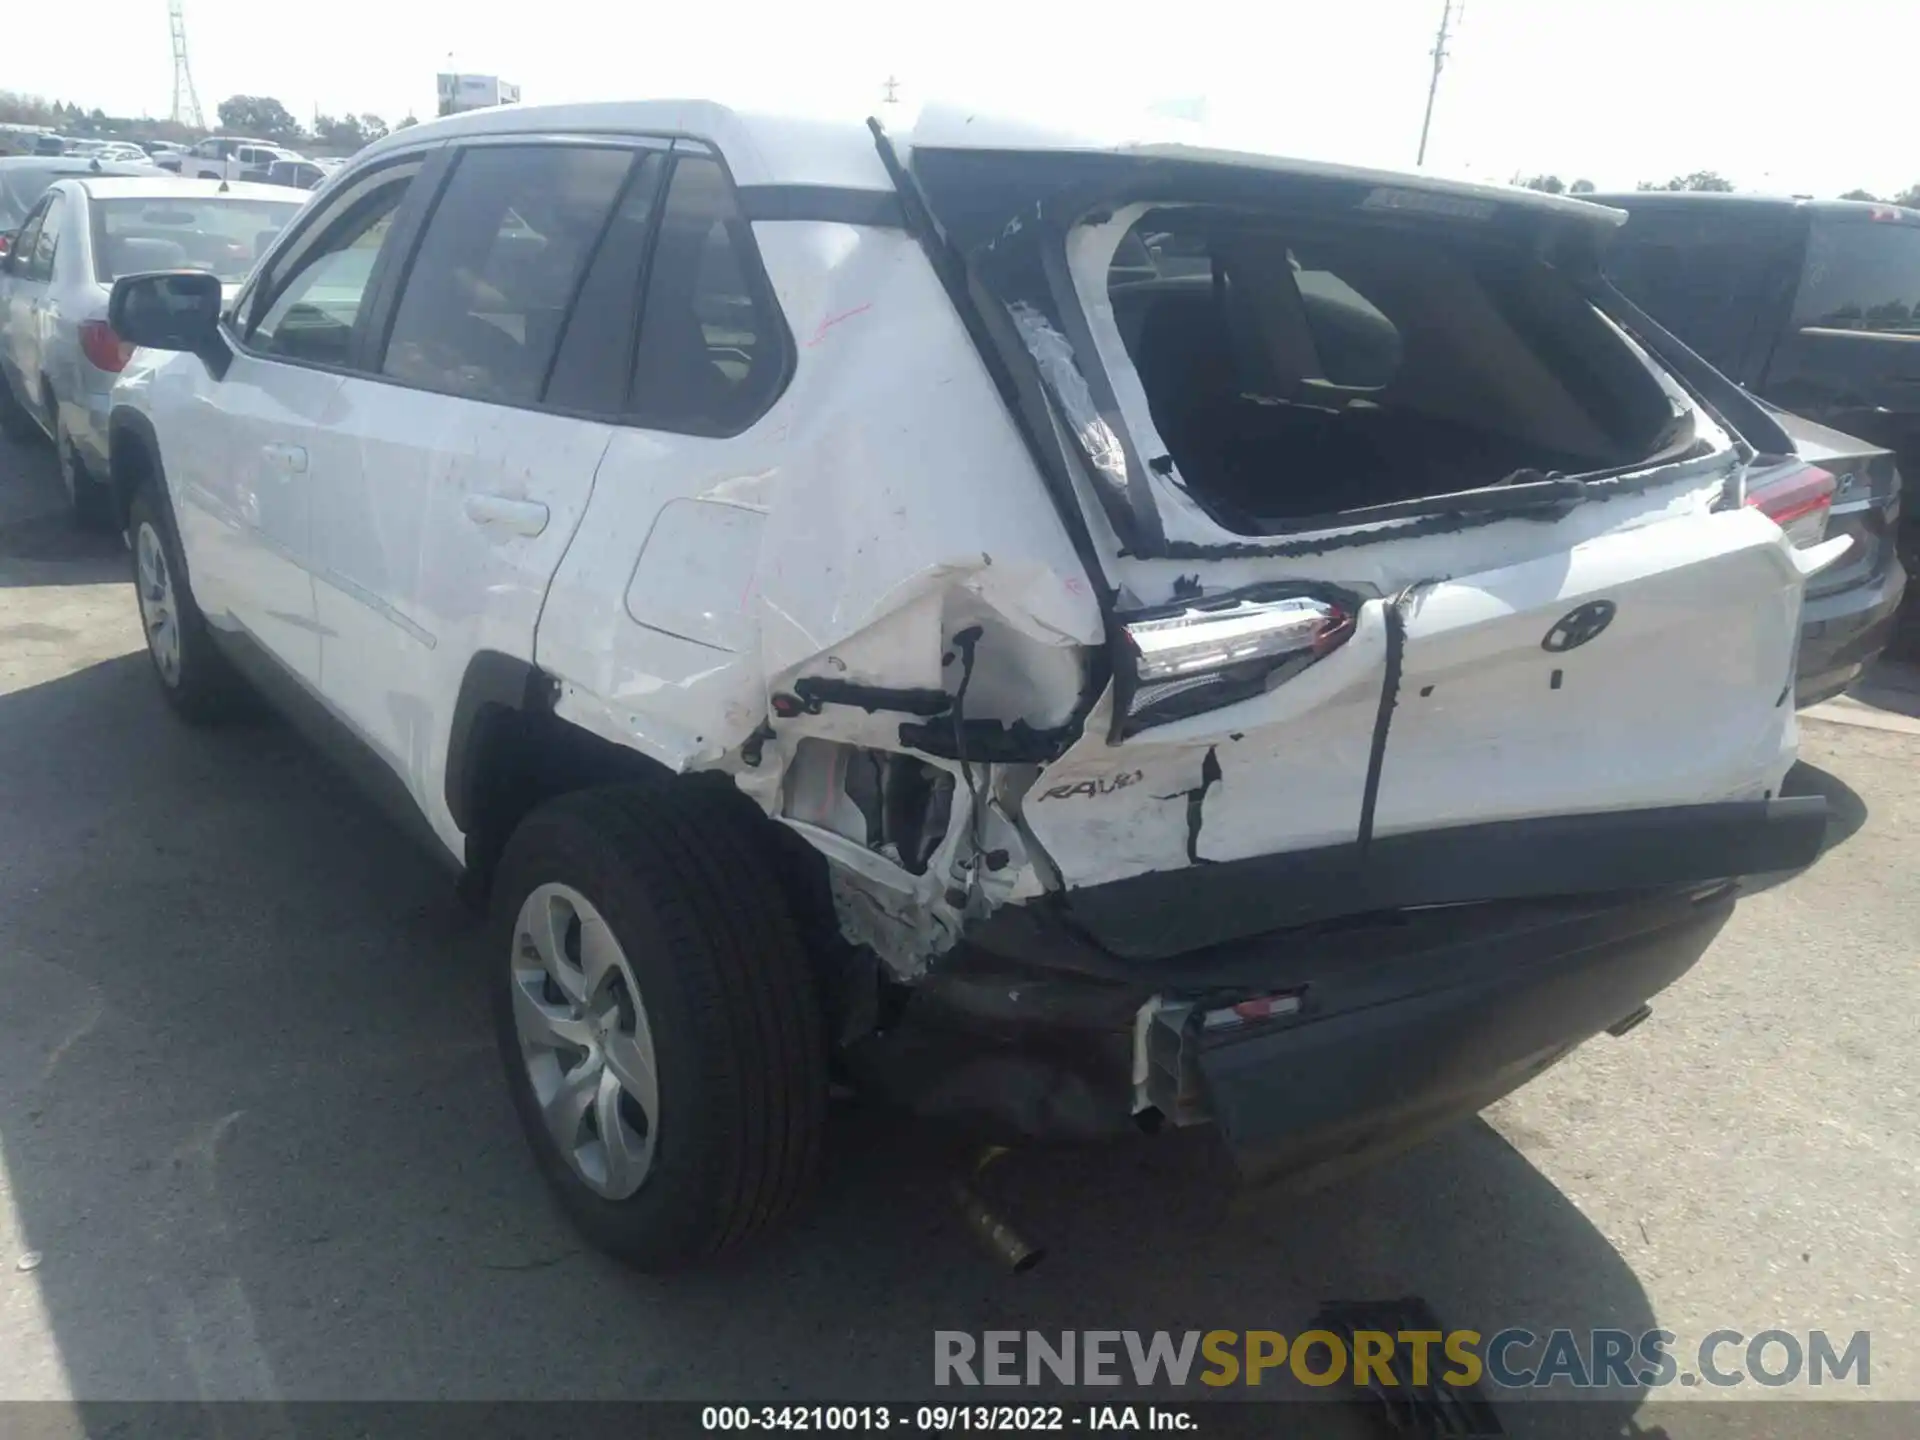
<box><xmin>1097</xmin><ymin>207</ymin><xmax>1700</xmax><ymax>535</ymax></box>
<box><xmin>911</xmin><ymin>146</ymin><xmax>1715</xmax><ymax>546</ymax></box>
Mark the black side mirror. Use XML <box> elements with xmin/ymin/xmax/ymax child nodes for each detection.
<box><xmin>108</xmin><ymin>270</ymin><xmax>231</xmax><ymax>379</ymax></box>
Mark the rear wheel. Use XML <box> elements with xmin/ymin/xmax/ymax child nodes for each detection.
<box><xmin>128</xmin><ymin>485</ymin><xmax>246</xmax><ymax>723</ymax></box>
<box><xmin>490</xmin><ymin>783</ymin><xmax>827</xmax><ymax>1270</ymax></box>
<box><xmin>0</xmin><ymin>370</ymin><xmax>36</xmax><ymax>442</ymax></box>
<box><xmin>55</xmin><ymin>411</ymin><xmax>113</xmax><ymax>529</ymax></box>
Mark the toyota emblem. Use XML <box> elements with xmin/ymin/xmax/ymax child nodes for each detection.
<box><xmin>1543</xmin><ymin>600</ymin><xmax>1616</xmax><ymax>652</ymax></box>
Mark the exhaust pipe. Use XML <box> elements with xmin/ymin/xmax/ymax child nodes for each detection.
<box><xmin>953</xmin><ymin>1146</ymin><xmax>1044</xmax><ymax>1272</ymax></box>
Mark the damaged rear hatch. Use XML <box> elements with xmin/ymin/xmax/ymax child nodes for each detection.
<box><xmin>900</xmin><ymin>117</ymin><xmax>1829</xmax><ymax>955</ymax></box>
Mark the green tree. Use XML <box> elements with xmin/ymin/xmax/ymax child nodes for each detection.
<box><xmin>1639</xmin><ymin>170</ymin><xmax>1736</xmax><ymax>193</ymax></box>
<box><xmin>216</xmin><ymin>95</ymin><xmax>304</xmax><ymax>145</ymax></box>
<box><xmin>1569</xmin><ymin>178</ymin><xmax>1595</xmax><ymax>193</ymax></box>
<box><xmin>312</xmin><ymin>113</ymin><xmax>366</xmax><ymax>150</ymax></box>
<box><xmin>357</xmin><ymin>114</ymin><xmax>388</xmax><ymax>143</ymax></box>
<box><xmin>1894</xmin><ymin>183</ymin><xmax>1920</xmax><ymax>209</ymax></box>
<box><xmin>1840</xmin><ymin>188</ymin><xmax>1880</xmax><ymax>202</ymax></box>
<box><xmin>1520</xmin><ymin>174</ymin><xmax>1566</xmax><ymax>194</ymax></box>
<box><xmin>395</xmin><ymin>114</ymin><xmax>419</xmax><ymax>130</ymax></box>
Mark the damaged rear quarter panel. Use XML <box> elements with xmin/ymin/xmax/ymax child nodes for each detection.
<box><xmin>535</xmin><ymin>215</ymin><xmax>1103</xmax><ymax>973</ymax></box>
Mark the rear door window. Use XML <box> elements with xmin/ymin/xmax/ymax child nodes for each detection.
<box><xmin>542</xmin><ymin>150</ymin><xmax>669</xmax><ymax>415</ymax></box>
<box><xmin>1794</xmin><ymin>219</ymin><xmax>1920</xmax><ymax>333</ymax></box>
<box><xmin>8</xmin><ymin>199</ymin><xmax>48</xmax><ymax>270</ymax></box>
<box><xmin>24</xmin><ymin>192</ymin><xmax>62</xmax><ymax>281</ymax></box>
<box><xmin>380</xmin><ymin>144</ymin><xmax>635</xmax><ymax>407</ymax></box>
<box><xmin>627</xmin><ymin>154</ymin><xmax>789</xmax><ymax>435</ymax></box>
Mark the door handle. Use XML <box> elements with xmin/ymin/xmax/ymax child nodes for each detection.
<box><xmin>463</xmin><ymin>493</ymin><xmax>550</xmax><ymax>537</ymax></box>
<box><xmin>261</xmin><ymin>442</ymin><xmax>307</xmax><ymax>473</ymax></box>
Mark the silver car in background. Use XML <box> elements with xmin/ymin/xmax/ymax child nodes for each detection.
<box><xmin>0</xmin><ymin>177</ymin><xmax>302</xmax><ymax>524</ymax></box>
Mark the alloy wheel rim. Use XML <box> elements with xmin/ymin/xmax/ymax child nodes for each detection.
<box><xmin>510</xmin><ymin>883</ymin><xmax>660</xmax><ymax>1199</ymax></box>
<box><xmin>135</xmin><ymin>522</ymin><xmax>181</xmax><ymax>686</ymax></box>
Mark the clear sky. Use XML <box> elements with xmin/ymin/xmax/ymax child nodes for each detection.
<box><xmin>8</xmin><ymin>0</ymin><xmax>1917</xmax><ymax>197</ymax></box>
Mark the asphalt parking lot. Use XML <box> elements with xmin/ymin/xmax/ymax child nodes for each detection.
<box><xmin>0</xmin><ymin>430</ymin><xmax>1914</xmax><ymax>1431</ymax></box>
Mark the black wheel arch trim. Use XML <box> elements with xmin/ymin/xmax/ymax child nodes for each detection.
<box><xmin>106</xmin><ymin>407</ymin><xmax>175</xmax><ymax>537</ymax></box>
<box><xmin>444</xmin><ymin>650</ymin><xmax>558</xmax><ymax>836</ymax></box>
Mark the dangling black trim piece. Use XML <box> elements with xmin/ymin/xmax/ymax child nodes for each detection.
<box><xmin>1356</xmin><ymin>585</ymin><xmax>1424</xmax><ymax>851</ymax></box>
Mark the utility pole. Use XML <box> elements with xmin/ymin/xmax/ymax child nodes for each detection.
<box><xmin>1416</xmin><ymin>0</ymin><xmax>1455</xmax><ymax>168</ymax></box>
<box><xmin>882</xmin><ymin>75</ymin><xmax>901</xmax><ymax>105</ymax></box>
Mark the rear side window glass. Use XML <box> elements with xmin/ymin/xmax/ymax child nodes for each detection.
<box><xmin>628</xmin><ymin>155</ymin><xmax>788</xmax><ymax>435</ymax></box>
<box><xmin>382</xmin><ymin>145</ymin><xmax>634</xmax><ymax>406</ymax></box>
<box><xmin>9</xmin><ymin>203</ymin><xmax>47</xmax><ymax>270</ymax></box>
<box><xmin>252</xmin><ymin>177</ymin><xmax>411</xmax><ymax>368</ymax></box>
<box><xmin>26</xmin><ymin>192</ymin><xmax>62</xmax><ymax>280</ymax></box>
<box><xmin>1795</xmin><ymin>220</ymin><xmax>1920</xmax><ymax>333</ymax></box>
<box><xmin>542</xmin><ymin>150</ymin><xmax>668</xmax><ymax>415</ymax></box>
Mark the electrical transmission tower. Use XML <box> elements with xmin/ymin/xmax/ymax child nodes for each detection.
<box><xmin>168</xmin><ymin>0</ymin><xmax>205</xmax><ymax>130</ymax></box>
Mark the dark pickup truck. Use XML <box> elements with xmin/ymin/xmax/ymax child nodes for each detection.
<box><xmin>1595</xmin><ymin>191</ymin><xmax>1917</xmax><ymax>673</ymax></box>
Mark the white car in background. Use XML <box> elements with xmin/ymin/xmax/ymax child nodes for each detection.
<box><xmin>0</xmin><ymin>176</ymin><xmax>301</xmax><ymax>523</ymax></box>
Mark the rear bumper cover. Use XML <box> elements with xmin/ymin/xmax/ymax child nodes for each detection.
<box><xmin>1188</xmin><ymin>883</ymin><xmax>1732</xmax><ymax>1185</ymax></box>
<box><xmin>857</xmin><ymin>799</ymin><xmax>1825</xmax><ymax>1179</ymax></box>
<box><xmin>1060</xmin><ymin>797</ymin><xmax>1827</xmax><ymax>961</ymax></box>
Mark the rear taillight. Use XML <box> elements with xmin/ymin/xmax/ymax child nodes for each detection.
<box><xmin>79</xmin><ymin>320</ymin><xmax>134</xmax><ymax>374</ymax></box>
<box><xmin>0</xmin><ymin>234</ymin><xmax>10</xmax><ymax>258</ymax></box>
<box><xmin>1118</xmin><ymin>592</ymin><xmax>1355</xmax><ymax>734</ymax></box>
<box><xmin>1747</xmin><ymin>463</ymin><xmax>1836</xmax><ymax>549</ymax></box>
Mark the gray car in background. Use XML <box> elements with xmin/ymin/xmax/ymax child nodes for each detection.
<box><xmin>0</xmin><ymin>156</ymin><xmax>162</xmax><ymax>253</ymax></box>
<box><xmin>0</xmin><ymin>176</ymin><xmax>302</xmax><ymax>524</ymax></box>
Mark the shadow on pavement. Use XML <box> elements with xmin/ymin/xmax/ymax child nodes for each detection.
<box><xmin>1740</xmin><ymin>760</ymin><xmax>1870</xmax><ymax>898</ymax></box>
<box><xmin>0</xmin><ymin>653</ymin><xmax>1661</xmax><ymax>1432</ymax></box>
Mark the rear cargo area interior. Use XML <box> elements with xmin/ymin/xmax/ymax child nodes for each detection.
<box><xmin>1108</xmin><ymin>210</ymin><xmax>1689</xmax><ymax>531</ymax></box>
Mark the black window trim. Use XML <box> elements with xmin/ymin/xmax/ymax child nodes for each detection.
<box><xmin>224</xmin><ymin>147</ymin><xmax>445</xmax><ymax>381</ymax></box>
<box><xmin>324</xmin><ymin>130</ymin><xmax>796</xmax><ymax>438</ymax></box>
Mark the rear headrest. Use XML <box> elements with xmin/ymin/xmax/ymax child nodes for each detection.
<box><xmin>108</xmin><ymin>236</ymin><xmax>189</xmax><ymax>276</ymax></box>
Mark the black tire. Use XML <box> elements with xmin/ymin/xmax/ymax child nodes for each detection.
<box><xmin>126</xmin><ymin>484</ymin><xmax>247</xmax><ymax>723</ymax></box>
<box><xmin>490</xmin><ymin>782</ymin><xmax>827</xmax><ymax>1269</ymax></box>
<box><xmin>0</xmin><ymin>369</ymin><xmax>37</xmax><ymax>442</ymax></box>
<box><xmin>55</xmin><ymin>412</ymin><xmax>113</xmax><ymax>529</ymax></box>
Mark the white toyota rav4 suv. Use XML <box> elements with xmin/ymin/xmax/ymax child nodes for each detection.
<box><xmin>105</xmin><ymin>100</ymin><xmax>1836</xmax><ymax>1270</ymax></box>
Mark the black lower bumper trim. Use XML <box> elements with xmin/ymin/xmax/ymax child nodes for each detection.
<box><xmin>1063</xmin><ymin>797</ymin><xmax>1826</xmax><ymax>960</ymax></box>
<box><xmin>1201</xmin><ymin>883</ymin><xmax>1731</xmax><ymax>1187</ymax></box>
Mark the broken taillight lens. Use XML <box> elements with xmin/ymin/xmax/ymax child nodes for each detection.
<box><xmin>1118</xmin><ymin>593</ymin><xmax>1354</xmax><ymax>733</ymax></box>
<box><xmin>1746</xmin><ymin>462</ymin><xmax>1836</xmax><ymax>549</ymax></box>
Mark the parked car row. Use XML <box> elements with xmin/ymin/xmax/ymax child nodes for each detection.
<box><xmin>0</xmin><ymin>173</ymin><xmax>300</xmax><ymax>522</ymax></box>
<box><xmin>80</xmin><ymin>101</ymin><xmax>1847</xmax><ymax>1270</ymax></box>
